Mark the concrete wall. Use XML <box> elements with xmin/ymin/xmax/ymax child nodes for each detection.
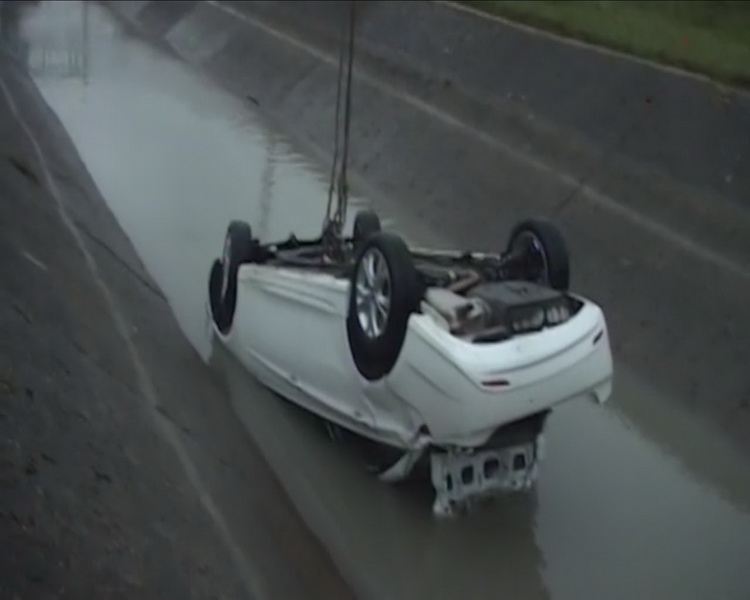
<box><xmin>223</xmin><ymin>0</ymin><xmax>750</xmax><ymax>207</ymax></box>
<box><xmin>103</xmin><ymin>0</ymin><xmax>750</xmax><ymax>468</ymax></box>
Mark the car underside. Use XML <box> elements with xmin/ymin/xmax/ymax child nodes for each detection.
<box><xmin>207</xmin><ymin>210</ymin><xmax>613</xmax><ymax>516</ymax></box>
<box><xmin>216</xmin><ymin>210</ymin><xmax>581</xmax><ymax>341</ymax></box>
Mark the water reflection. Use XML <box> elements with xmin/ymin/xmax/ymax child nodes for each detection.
<box><xmin>18</xmin><ymin>0</ymin><xmax>88</xmax><ymax>82</ymax></box>
<box><xmin>10</xmin><ymin>0</ymin><xmax>371</xmax><ymax>361</ymax></box>
<box><xmin>0</xmin><ymin>0</ymin><xmax>38</xmax><ymax>64</ymax></box>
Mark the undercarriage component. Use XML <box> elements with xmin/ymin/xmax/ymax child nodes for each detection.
<box><xmin>378</xmin><ymin>442</ymin><xmax>429</xmax><ymax>483</ymax></box>
<box><xmin>423</xmin><ymin>287</ymin><xmax>488</xmax><ymax>333</ymax></box>
<box><xmin>467</xmin><ymin>280</ymin><xmax>578</xmax><ymax>338</ymax></box>
<box><xmin>430</xmin><ymin>435</ymin><xmax>545</xmax><ymax>518</ymax></box>
<box><xmin>502</xmin><ymin>218</ymin><xmax>571</xmax><ymax>291</ymax></box>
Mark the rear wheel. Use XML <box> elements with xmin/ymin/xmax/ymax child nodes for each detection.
<box><xmin>346</xmin><ymin>231</ymin><xmax>421</xmax><ymax>381</ymax></box>
<box><xmin>352</xmin><ymin>209</ymin><xmax>381</xmax><ymax>254</ymax></box>
<box><xmin>209</xmin><ymin>220</ymin><xmax>256</xmax><ymax>334</ymax></box>
<box><xmin>506</xmin><ymin>218</ymin><xmax>570</xmax><ymax>291</ymax></box>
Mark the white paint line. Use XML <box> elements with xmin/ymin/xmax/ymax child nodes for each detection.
<box><xmin>437</xmin><ymin>0</ymin><xmax>748</xmax><ymax>97</ymax></box>
<box><xmin>209</xmin><ymin>1</ymin><xmax>750</xmax><ymax>284</ymax></box>
<box><xmin>22</xmin><ymin>250</ymin><xmax>49</xmax><ymax>272</ymax></box>
<box><xmin>0</xmin><ymin>74</ymin><xmax>269</xmax><ymax>600</ymax></box>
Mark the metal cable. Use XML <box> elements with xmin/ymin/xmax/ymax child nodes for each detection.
<box><xmin>332</xmin><ymin>0</ymin><xmax>357</xmax><ymax>233</ymax></box>
<box><xmin>323</xmin><ymin>6</ymin><xmax>349</xmax><ymax>230</ymax></box>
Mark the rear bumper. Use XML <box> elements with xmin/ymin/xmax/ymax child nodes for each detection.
<box><xmin>385</xmin><ymin>303</ymin><xmax>614</xmax><ymax>446</ymax></box>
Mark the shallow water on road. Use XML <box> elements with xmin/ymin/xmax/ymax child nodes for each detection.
<box><xmin>11</xmin><ymin>2</ymin><xmax>750</xmax><ymax>600</ymax></box>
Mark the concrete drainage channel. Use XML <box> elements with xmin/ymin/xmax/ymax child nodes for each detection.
<box><xmin>101</xmin><ymin>0</ymin><xmax>750</xmax><ymax>462</ymax></box>
<box><xmin>94</xmin><ymin>1</ymin><xmax>750</xmax><ymax>598</ymax></box>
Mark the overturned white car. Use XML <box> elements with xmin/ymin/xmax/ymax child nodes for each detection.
<box><xmin>207</xmin><ymin>210</ymin><xmax>613</xmax><ymax>516</ymax></box>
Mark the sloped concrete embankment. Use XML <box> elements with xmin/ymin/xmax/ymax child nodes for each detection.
<box><xmin>0</xmin><ymin>7</ymin><xmax>360</xmax><ymax>596</ymax></box>
<box><xmin>104</xmin><ymin>1</ymin><xmax>750</xmax><ymax>457</ymax></box>
<box><xmin>0</xmin><ymin>48</ymin><xmax>252</xmax><ymax>599</ymax></box>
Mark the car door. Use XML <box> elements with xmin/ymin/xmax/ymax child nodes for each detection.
<box><xmin>236</xmin><ymin>265</ymin><xmax>375</xmax><ymax>428</ymax></box>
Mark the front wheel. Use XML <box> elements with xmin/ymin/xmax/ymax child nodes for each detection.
<box><xmin>346</xmin><ymin>231</ymin><xmax>421</xmax><ymax>381</ymax></box>
<box><xmin>352</xmin><ymin>209</ymin><xmax>382</xmax><ymax>255</ymax></box>
<box><xmin>208</xmin><ymin>220</ymin><xmax>256</xmax><ymax>334</ymax></box>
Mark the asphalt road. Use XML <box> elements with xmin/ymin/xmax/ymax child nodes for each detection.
<box><xmin>2</xmin><ymin>2</ymin><xmax>750</xmax><ymax>600</ymax></box>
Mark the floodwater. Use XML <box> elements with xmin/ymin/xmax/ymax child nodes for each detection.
<box><xmin>11</xmin><ymin>2</ymin><xmax>750</xmax><ymax>600</ymax></box>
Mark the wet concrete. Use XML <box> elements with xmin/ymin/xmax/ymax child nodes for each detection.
<box><xmin>231</xmin><ymin>0</ymin><xmax>750</xmax><ymax>208</ymax></box>
<box><xmin>0</xmin><ymin>3</ymin><xmax>355</xmax><ymax>599</ymax></box>
<box><xmin>4</xmin><ymin>2</ymin><xmax>750</xmax><ymax>600</ymax></box>
<box><xmin>0</xmin><ymin>35</ymin><xmax>249</xmax><ymax>600</ymax></box>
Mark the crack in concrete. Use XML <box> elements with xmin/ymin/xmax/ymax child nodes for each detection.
<box><xmin>75</xmin><ymin>221</ymin><xmax>168</xmax><ymax>303</ymax></box>
<box><xmin>10</xmin><ymin>302</ymin><xmax>33</xmax><ymax>325</ymax></box>
<box><xmin>5</xmin><ymin>153</ymin><xmax>39</xmax><ymax>184</ymax></box>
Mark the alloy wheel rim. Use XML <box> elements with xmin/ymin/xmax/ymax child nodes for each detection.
<box><xmin>355</xmin><ymin>248</ymin><xmax>392</xmax><ymax>339</ymax></box>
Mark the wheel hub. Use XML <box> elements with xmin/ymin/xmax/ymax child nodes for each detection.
<box><xmin>355</xmin><ymin>248</ymin><xmax>391</xmax><ymax>339</ymax></box>
<box><xmin>512</xmin><ymin>231</ymin><xmax>548</xmax><ymax>285</ymax></box>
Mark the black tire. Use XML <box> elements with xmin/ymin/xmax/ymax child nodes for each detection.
<box><xmin>352</xmin><ymin>209</ymin><xmax>381</xmax><ymax>253</ymax></box>
<box><xmin>507</xmin><ymin>218</ymin><xmax>570</xmax><ymax>291</ymax></box>
<box><xmin>208</xmin><ymin>258</ymin><xmax>229</xmax><ymax>332</ymax></box>
<box><xmin>346</xmin><ymin>232</ymin><xmax>421</xmax><ymax>381</ymax></box>
<box><xmin>209</xmin><ymin>220</ymin><xmax>255</xmax><ymax>334</ymax></box>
